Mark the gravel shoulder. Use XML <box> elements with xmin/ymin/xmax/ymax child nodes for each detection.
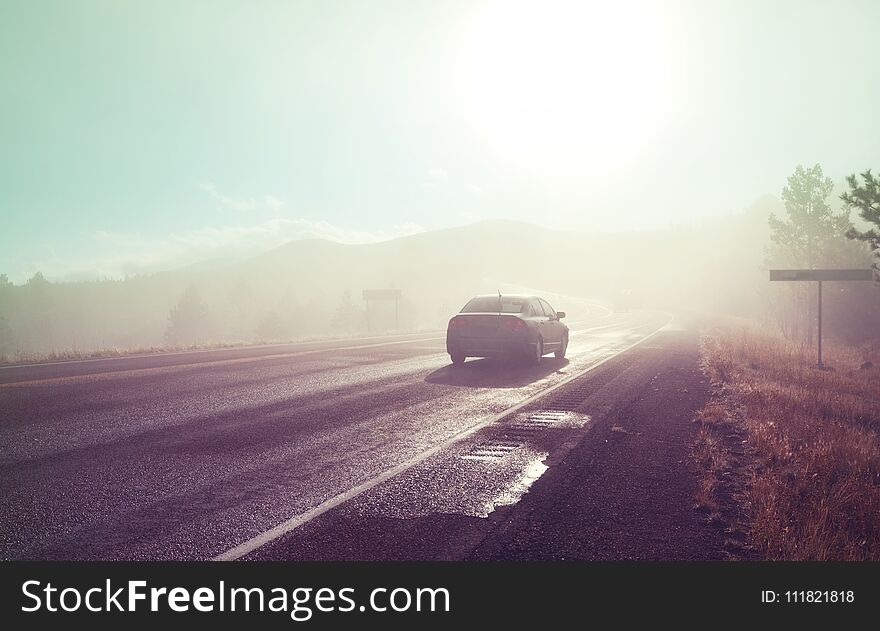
<box><xmin>469</xmin><ymin>327</ymin><xmax>724</xmax><ymax>560</ymax></box>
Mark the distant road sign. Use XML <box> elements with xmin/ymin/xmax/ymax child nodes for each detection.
<box><xmin>362</xmin><ymin>289</ymin><xmax>402</xmax><ymax>300</ymax></box>
<box><xmin>769</xmin><ymin>269</ymin><xmax>873</xmax><ymax>282</ymax></box>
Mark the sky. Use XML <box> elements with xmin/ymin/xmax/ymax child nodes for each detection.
<box><xmin>1</xmin><ymin>0</ymin><xmax>878</xmax><ymax>283</ymax></box>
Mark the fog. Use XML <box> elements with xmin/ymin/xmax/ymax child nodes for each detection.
<box><xmin>1</xmin><ymin>2</ymin><xmax>878</xmax><ymax>359</ymax></box>
<box><xmin>2</xmin><ymin>190</ymin><xmax>877</xmax><ymax>360</ymax></box>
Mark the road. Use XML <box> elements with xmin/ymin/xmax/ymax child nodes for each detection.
<box><xmin>0</xmin><ymin>302</ymin><xmax>675</xmax><ymax>560</ymax></box>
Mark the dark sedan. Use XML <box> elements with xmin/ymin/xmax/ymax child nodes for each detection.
<box><xmin>446</xmin><ymin>294</ymin><xmax>568</xmax><ymax>365</ymax></box>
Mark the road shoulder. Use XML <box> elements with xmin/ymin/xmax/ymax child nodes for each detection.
<box><xmin>469</xmin><ymin>327</ymin><xmax>724</xmax><ymax>560</ymax></box>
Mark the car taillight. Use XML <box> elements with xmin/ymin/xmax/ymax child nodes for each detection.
<box><xmin>448</xmin><ymin>317</ymin><xmax>468</xmax><ymax>330</ymax></box>
<box><xmin>501</xmin><ymin>317</ymin><xmax>527</xmax><ymax>332</ymax></box>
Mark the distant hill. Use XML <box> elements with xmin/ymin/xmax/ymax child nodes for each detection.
<box><xmin>3</xmin><ymin>207</ymin><xmax>876</xmax><ymax>357</ymax></box>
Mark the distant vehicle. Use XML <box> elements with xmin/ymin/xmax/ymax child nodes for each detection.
<box><xmin>446</xmin><ymin>294</ymin><xmax>568</xmax><ymax>366</ymax></box>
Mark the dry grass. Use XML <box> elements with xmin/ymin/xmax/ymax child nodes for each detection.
<box><xmin>698</xmin><ymin>320</ymin><xmax>880</xmax><ymax>560</ymax></box>
<box><xmin>693</xmin><ymin>402</ymin><xmax>727</xmax><ymax>513</ymax></box>
<box><xmin>0</xmin><ymin>342</ymin><xmax>253</xmax><ymax>366</ymax></box>
<box><xmin>0</xmin><ymin>327</ymin><xmax>440</xmax><ymax>367</ymax></box>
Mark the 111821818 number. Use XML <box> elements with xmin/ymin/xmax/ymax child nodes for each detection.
<box><xmin>785</xmin><ymin>591</ymin><xmax>854</xmax><ymax>603</ymax></box>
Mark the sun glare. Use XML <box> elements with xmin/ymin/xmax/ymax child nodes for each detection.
<box><xmin>455</xmin><ymin>0</ymin><xmax>677</xmax><ymax>180</ymax></box>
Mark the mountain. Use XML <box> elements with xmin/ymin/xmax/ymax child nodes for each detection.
<box><xmin>10</xmin><ymin>208</ymin><xmax>876</xmax><ymax>357</ymax></box>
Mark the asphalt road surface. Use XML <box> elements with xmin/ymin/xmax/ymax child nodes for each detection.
<box><xmin>1</xmin><ymin>301</ymin><xmax>699</xmax><ymax>561</ymax></box>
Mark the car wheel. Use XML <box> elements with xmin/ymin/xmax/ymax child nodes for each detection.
<box><xmin>529</xmin><ymin>338</ymin><xmax>543</xmax><ymax>366</ymax></box>
<box><xmin>450</xmin><ymin>352</ymin><xmax>466</xmax><ymax>365</ymax></box>
<box><xmin>555</xmin><ymin>334</ymin><xmax>568</xmax><ymax>359</ymax></box>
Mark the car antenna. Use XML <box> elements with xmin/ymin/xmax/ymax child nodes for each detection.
<box><xmin>497</xmin><ymin>289</ymin><xmax>502</xmax><ymax>314</ymax></box>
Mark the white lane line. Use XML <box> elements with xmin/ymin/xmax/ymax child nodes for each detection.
<box><xmin>568</xmin><ymin>316</ymin><xmax>648</xmax><ymax>337</ymax></box>
<box><xmin>212</xmin><ymin>313</ymin><xmax>672</xmax><ymax>561</ymax></box>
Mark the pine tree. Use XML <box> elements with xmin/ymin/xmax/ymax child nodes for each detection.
<box><xmin>165</xmin><ymin>284</ymin><xmax>212</xmax><ymax>345</ymax></box>
<box><xmin>767</xmin><ymin>164</ymin><xmax>853</xmax><ymax>343</ymax></box>
<box><xmin>769</xmin><ymin>164</ymin><xmax>851</xmax><ymax>267</ymax></box>
<box><xmin>842</xmin><ymin>169</ymin><xmax>880</xmax><ymax>273</ymax></box>
<box><xmin>332</xmin><ymin>290</ymin><xmax>362</xmax><ymax>333</ymax></box>
<box><xmin>0</xmin><ymin>315</ymin><xmax>14</xmax><ymax>356</ymax></box>
<box><xmin>255</xmin><ymin>310</ymin><xmax>287</xmax><ymax>340</ymax></box>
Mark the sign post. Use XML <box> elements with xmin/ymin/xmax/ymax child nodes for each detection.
<box><xmin>769</xmin><ymin>269</ymin><xmax>874</xmax><ymax>368</ymax></box>
<box><xmin>362</xmin><ymin>289</ymin><xmax>402</xmax><ymax>331</ymax></box>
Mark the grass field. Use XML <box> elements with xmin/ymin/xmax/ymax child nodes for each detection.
<box><xmin>697</xmin><ymin>321</ymin><xmax>880</xmax><ymax>560</ymax></box>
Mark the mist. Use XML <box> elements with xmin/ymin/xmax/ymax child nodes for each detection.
<box><xmin>1</xmin><ymin>1</ymin><xmax>879</xmax><ymax>359</ymax></box>
<box><xmin>2</xmin><ymin>189</ymin><xmax>877</xmax><ymax>361</ymax></box>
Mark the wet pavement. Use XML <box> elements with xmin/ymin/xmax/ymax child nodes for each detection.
<box><xmin>246</xmin><ymin>327</ymin><xmax>724</xmax><ymax>561</ymax></box>
<box><xmin>0</xmin><ymin>306</ymin><xmax>671</xmax><ymax>560</ymax></box>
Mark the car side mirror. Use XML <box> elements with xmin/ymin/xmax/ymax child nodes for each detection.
<box><xmin>556</xmin><ymin>311</ymin><xmax>566</xmax><ymax>319</ymax></box>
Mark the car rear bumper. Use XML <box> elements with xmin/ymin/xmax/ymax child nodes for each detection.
<box><xmin>446</xmin><ymin>336</ymin><xmax>533</xmax><ymax>358</ymax></box>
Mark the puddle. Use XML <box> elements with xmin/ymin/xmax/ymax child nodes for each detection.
<box><xmin>361</xmin><ymin>409</ymin><xmax>589</xmax><ymax>520</ymax></box>
<box><xmin>488</xmin><ymin>457</ymin><xmax>549</xmax><ymax>511</ymax></box>
<box><xmin>365</xmin><ymin>447</ymin><xmax>550</xmax><ymax>519</ymax></box>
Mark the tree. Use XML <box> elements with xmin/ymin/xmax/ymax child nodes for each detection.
<box><xmin>767</xmin><ymin>164</ymin><xmax>852</xmax><ymax>343</ymax></box>
<box><xmin>25</xmin><ymin>271</ymin><xmax>49</xmax><ymax>287</ymax></box>
<box><xmin>255</xmin><ymin>310</ymin><xmax>288</xmax><ymax>340</ymax></box>
<box><xmin>842</xmin><ymin>169</ymin><xmax>880</xmax><ymax>272</ymax></box>
<box><xmin>331</xmin><ymin>290</ymin><xmax>363</xmax><ymax>333</ymax></box>
<box><xmin>769</xmin><ymin>164</ymin><xmax>851</xmax><ymax>267</ymax></box>
<box><xmin>165</xmin><ymin>284</ymin><xmax>212</xmax><ymax>345</ymax></box>
<box><xmin>0</xmin><ymin>315</ymin><xmax>15</xmax><ymax>356</ymax></box>
<box><xmin>22</xmin><ymin>271</ymin><xmax>55</xmax><ymax>351</ymax></box>
<box><xmin>0</xmin><ymin>273</ymin><xmax>13</xmax><ymax>338</ymax></box>
<box><xmin>277</xmin><ymin>289</ymin><xmax>303</xmax><ymax>337</ymax></box>
<box><xmin>228</xmin><ymin>278</ymin><xmax>253</xmax><ymax>339</ymax></box>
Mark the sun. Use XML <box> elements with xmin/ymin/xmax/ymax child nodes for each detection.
<box><xmin>454</xmin><ymin>0</ymin><xmax>678</xmax><ymax>181</ymax></box>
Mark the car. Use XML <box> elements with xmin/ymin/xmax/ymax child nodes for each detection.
<box><xmin>446</xmin><ymin>294</ymin><xmax>568</xmax><ymax>366</ymax></box>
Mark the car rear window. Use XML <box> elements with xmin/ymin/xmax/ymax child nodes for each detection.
<box><xmin>461</xmin><ymin>296</ymin><xmax>526</xmax><ymax>313</ymax></box>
